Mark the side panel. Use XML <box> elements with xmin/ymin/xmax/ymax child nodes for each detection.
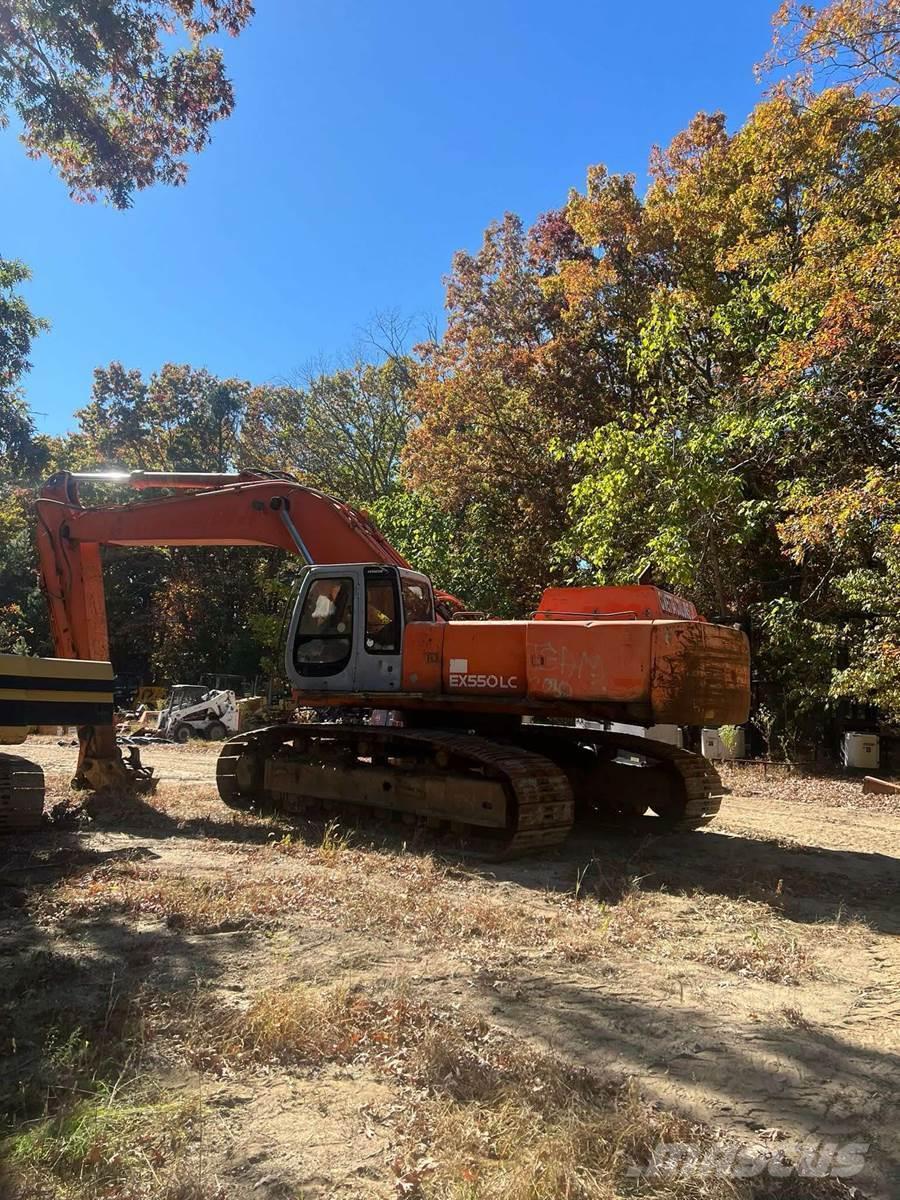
<box><xmin>650</xmin><ymin>622</ymin><xmax>750</xmax><ymax>726</ymax></box>
<box><xmin>401</xmin><ymin>622</ymin><xmax>445</xmax><ymax>692</ymax></box>
<box><xmin>526</xmin><ymin>621</ymin><xmax>653</xmax><ymax>702</ymax></box>
<box><xmin>441</xmin><ymin>622</ymin><xmax>528</xmax><ymax>698</ymax></box>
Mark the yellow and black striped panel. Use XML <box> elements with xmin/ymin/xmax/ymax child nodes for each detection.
<box><xmin>0</xmin><ymin>654</ymin><xmax>115</xmax><ymax>728</ymax></box>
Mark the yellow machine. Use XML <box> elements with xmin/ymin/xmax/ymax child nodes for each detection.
<box><xmin>0</xmin><ymin>654</ymin><xmax>115</xmax><ymax>830</ymax></box>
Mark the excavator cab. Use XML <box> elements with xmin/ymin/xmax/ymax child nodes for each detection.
<box><xmin>286</xmin><ymin>564</ymin><xmax>435</xmax><ymax>694</ymax></box>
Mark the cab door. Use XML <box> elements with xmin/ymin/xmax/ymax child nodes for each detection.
<box><xmin>354</xmin><ymin>566</ymin><xmax>403</xmax><ymax>693</ymax></box>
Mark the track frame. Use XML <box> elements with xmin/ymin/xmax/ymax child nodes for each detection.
<box><xmin>217</xmin><ymin>720</ymin><xmax>724</xmax><ymax>856</ymax></box>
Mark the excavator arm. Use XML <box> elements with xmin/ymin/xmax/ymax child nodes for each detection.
<box><xmin>34</xmin><ymin>470</ymin><xmax>420</xmax><ymax>786</ymax></box>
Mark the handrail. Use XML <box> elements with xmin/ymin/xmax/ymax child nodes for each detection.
<box><xmin>532</xmin><ymin>609</ymin><xmax>638</xmax><ymax>621</ymax></box>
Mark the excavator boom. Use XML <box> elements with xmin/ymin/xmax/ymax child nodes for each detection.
<box><xmin>37</xmin><ymin>471</ymin><xmax>411</xmax><ymax>662</ymax></box>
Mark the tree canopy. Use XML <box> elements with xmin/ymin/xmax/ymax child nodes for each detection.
<box><xmin>0</xmin><ymin>0</ymin><xmax>253</xmax><ymax>206</ymax></box>
<box><xmin>241</xmin><ymin>357</ymin><xmax>415</xmax><ymax>505</ymax></box>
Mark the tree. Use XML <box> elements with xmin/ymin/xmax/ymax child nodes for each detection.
<box><xmin>560</xmin><ymin>82</ymin><xmax>899</xmax><ymax>744</ymax></box>
<box><xmin>0</xmin><ymin>1</ymin><xmax>254</xmax><ymax>661</ymax></box>
<box><xmin>764</xmin><ymin>0</ymin><xmax>900</xmax><ymax>104</ymax></box>
<box><xmin>59</xmin><ymin>350</ymin><xmax>423</xmax><ymax>683</ymax></box>
<box><xmin>780</xmin><ymin>469</ymin><xmax>900</xmax><ymax>718</ymax></box>
<box><xmin>241</xmin><ymin>357</ymin><xmax>415</xmax><ymax>505</ymax></box>
<box><xmin>406</xmin><ymin>33</ymin><xmax>897</xmax><ymax>738</ymax></box>
<box><xmin>60</xmin><ymin>361</ymin><xmax>273</xmax><ymax>685</ymax></box>
<box><xmin>0</xmin><ymin>256</ymin><xmax>48</xmax><ymax>475</ymax></box>
<box><xmin>0</xmin><ymin>0</ymin><xmax>254</xmax><ymax>207</ymax></box>
<box><xmin>0</xmin><ymin>257</ymin><xmax>50</xmax><ymax>655</ymax></box>
<box><xmin>0</xmin><ymin>482</ymin><xmax>47</xmax><ymax>654</ymax></box>
<box><xmin>565</xmin><ymin>90</ymin><xmax>898</xmax><ymax>563</ymax></box>
<box><xmin>403</xmin><ymin>210</ymin><xmax>614</xmax><ymax>613</ymax></box>
<box><xmin>371</xmin><ymin>488</ymin><xmax>521</xmax><ymax>616</ymax></box>
<box><xmin>72</xmin><ymin>361</ymin><xmax>247</xmax><ymax>471</ymax></box>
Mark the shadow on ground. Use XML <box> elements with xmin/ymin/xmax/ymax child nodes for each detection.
<box><xmin>0</xmin><ymin>824</ymin><xmax>223</xmax><ymax>1133</ymax></box>
<box><xmin>470</xmin><ymin>968</ymin><xmax>899</xmax><ymax>1197</ymax></box>
<box><xmin>487</xmin><ymin>823</ymin><xmax>900</xmax><ymax>935</ymax></box>
<box><xmin>50</xmin><ymin>781</ymin><xmax>899</xmax><ymax>936</ymax></box>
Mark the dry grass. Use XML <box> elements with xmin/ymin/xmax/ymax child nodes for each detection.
<box><xmin>38</xmin><ymin>808</ymin><xmax>855</xmax><ymax>990</ymax></box>
<box><xmin>147</xmin><ymin>982</ymin><xmax>711</xmax><ymax>1195</ymax></box>
<box><xmin>665</xmin><ymin>887</ymin><xmax>868</xmax><ymax>985</ymax></box>
<box><xmin>409</xmin><ymin>1096</ymin><xmax>698</xmax><ymax>1200</ymax></box>
<box><xmin>36</xmin><ymin>780</ymin><xmax>862</xmax><ymax>997</ymax></box>
<box><xmin>692</xmin><ymin>935</ymin><xmax>818</xmax><ymax>985</ymax></box>
<box><xmin>720</xmin><ymin>763</ymin><xmax>900</xmax><ymax>814</ymax></box>
<box><xmin>41</xmin><ymin>862</ymin><xmax>298</xmax><ymax>932</ymax></box>
<box><xmin>142</xmin><ymin>981</ymin><xmax>853</xmax><ymax>1200</ymax></box>
<box><xmin>683</xmin><ymin>901</ymin><xmax>819</xmax><ymax>984</ymax></box>
<box><xmin>40</xmin><ymin>774</ymin><xmax>277</xmax><ymax>838</ymax></box>
<box><xmin>0</xmin><ymin>970</ymin><xmax>864</xmax><ymax>1200</ymax></box>
<box><xmin>173</xmin><ymin>982</ymin><xmax>447</xmax><ymax>1079</ymax></box>
<box><xmin>779</xmin><ymin>1005</ymin><xmax>813</xmax><ymax>1030</ymax></box>
<box><xmin>41</xmin><ymin>851</ymin><xmax>665</xmax><ymax>965</ymax></box>
<box><xmin>7</xmin><ymin>763</ymin><xmax>885</xmax><ymax>1200</ymax></box>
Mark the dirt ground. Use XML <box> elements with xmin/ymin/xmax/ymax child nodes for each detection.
<box><xmin>2</xmin><ymin>739</ymin><xmax>898</xmax><ymax>1199</ymax></box>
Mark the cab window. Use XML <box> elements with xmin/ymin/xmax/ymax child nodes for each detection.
<box><xmin>365</xmin><ymin>577</ymin><xmax>400</xmax><ymax>654</ymax></box>
<box><xmin>401</xmin><ymin>578</ymin><xmax>433</xmax><ymax>623</ymax></box>
<box><xmin>294</xmin><ymin>577</ymin><xmax>354</xmax><ymax>676</ymax></box>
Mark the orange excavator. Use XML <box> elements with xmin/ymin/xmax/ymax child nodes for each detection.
<box><xmin>36</xmin><ymin>470</ymin><xmax>750</xmax><ymax>855</ymax></box>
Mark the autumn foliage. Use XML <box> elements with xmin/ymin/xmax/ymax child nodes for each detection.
<box><xmin>402</xmin><ymin>0</ymin><xmax>900</xmax><ymax>735</ymax></box>
<box><xmin>0</xmin><ymin>1</ymin><xmax>254</xmax><ymax>207</ymax></box>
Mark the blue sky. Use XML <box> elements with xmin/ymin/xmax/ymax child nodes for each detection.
<box><xmin>2</xmin><ymin>0</ymin><xmax>777</xmax><ymax>436</ymax></box>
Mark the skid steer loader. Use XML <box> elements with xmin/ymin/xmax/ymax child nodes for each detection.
<box><xmin>156</xmin><ymin>684</ymin><xmax>239</xmax><ymax>743</ymax></box>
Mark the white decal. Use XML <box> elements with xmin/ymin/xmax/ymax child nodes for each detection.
<box><xmin>449</xmin><ymin>658</ymin><xmax>468</xmax><ymax>674</ymax></box>
<box><xmin>449</xmin><ymin>672</ymin><xmax>520</xmax><ymax>690</ymax></box>
<box><xmin>658</xmin><ymin>591</ymin><xmax>694</xmax><ymax>619</ymax></box>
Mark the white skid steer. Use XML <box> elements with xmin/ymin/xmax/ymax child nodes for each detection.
<box><xmin>157</xmin><ymin>685</ymin><xmax>238</xmax><ymax>743</ymax></box>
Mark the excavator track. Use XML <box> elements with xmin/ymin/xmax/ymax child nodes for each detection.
<box><xmin>521</xmin><ymin>725</ymin><xmax>725</xmax><ymax>830</ymax></box>
<box><xmin>216</xmin><ymin>721</ymin><xmax>724</xmax><ymax>855</ymax></box>
<box><xmin>217</xmin><ymin>724</ymin><xmax>574</xmax><ymax>858</ymax></box>
<box><xmin>0</xmin><ymin>754</ymin><xmax>46</xmax><ymax>833</ymax></box>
